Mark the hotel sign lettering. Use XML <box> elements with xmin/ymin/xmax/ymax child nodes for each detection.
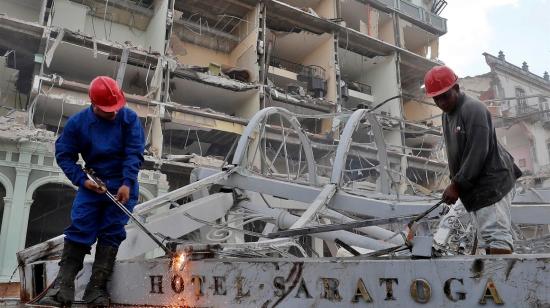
<box><xmin>147</xmin><ymin>273</ymin><xmax>503</xmax><ymax>305</ymax></box>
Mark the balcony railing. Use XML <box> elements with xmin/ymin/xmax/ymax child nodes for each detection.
<box><xmin>345</xmin><ymin>80</ymin><xmax>373</xmax><ymax>96</ymax></box>
<box><xmin>500</xmin><ymin>100</ymin><xmax>550</xmax><ymax>121</ymax></box>
<box><xmin>270</xmin><ymin>56</ymin><xmax>326</xmax><ymax>80</ymax></box>
<box><xmin>269</xmin><ymin>56</ymin><xmax>327</xmax><ymax>98</ymax></box>
<box><xmin>363</xmin><ymin>0</ymin><xmax>447</xmax><ymax>33</ymax></box>
<box><xmin>516</xmin><ymin>104</ymin><xmax>539</xmax><ymax>115</ymax></box>
<box><xmin>400</xmin><ymin>0</ymin><xmax>422</xmax><ymax>20</ymax></box>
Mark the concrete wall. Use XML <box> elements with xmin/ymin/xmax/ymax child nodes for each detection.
<box><xmin>497</xmin><ymin>124</ymin><xmax>534</xmax><ymax>173</ymax></box>
<box><xmin>460</xmin><ymin>75</ymin><xmax>492</xmax><ymax>99</ymax></box>
<box><xmin>364</xmin><ymin>53</ymin><xmax>401</xmax><ymax>146</ymax></box>
<box><xmin>315</xmin><ymin>0</ymin><xmax>337</xmax><ymax>19</ymax></box>
<box><xmin>51</xmin><ymin>0</ymin><xmax>88</xmax><ymax>32</ymax></box>
<box><xmin>365</xmin><ymin>6</ymin><xmax>378</xmax><ymax>37</ymax></box>
<box><xmin>0</xmin><ymin>0</ymin><xmax>41</xmax><ymax>23</ymax></box>
<box><xmin>83</xmin><ymin>16</ymin><xmax>148</xmax><ymax>49</ymax></box>
<box><xmin>229</xmin><ymin>7</ymin><xmax>259</xmax><ymax>78</ymax></box>
<box><xmin>496</xmin><ymin>114</ymin><xmax>550</xmax><ymax>175</ymax></box>
<box><xmin>429</xmin><ymin>39</ymin><xmax>439</xmax><ymax>60</ymax></box>
<box><xmin>231</xmin><ymin>5</ymin><xmax>260</xmax><ymax>118</ymax></box>
<box><xmin>378</xmin><ymin>18</ymin><xmax>395</xmax><ymax>45</ymax></box>
<box><xmin>528</xmin><ymin>123</ymin><xmax>550</xmax><ymax>169</ymax></box>
<box><xmin>174</xmin><ymin>43</ymin><xmax>232</xmax><ymax>67</ymax></box>
<box><xmin>50</xmin><ymin>0</ymin><xmax>149</xmax><ymax>49</ymax></box>
<box><xmin>403</xmin><ymin>100</ymin><xmax>441</xmax><ymax>126</ymax></box>
<box><xmin>0</xmin><ymin>58</ymin><xmax>20</xmax><ymax>110</ymax></box>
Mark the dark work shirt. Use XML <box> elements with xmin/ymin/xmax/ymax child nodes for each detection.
<box><xmin>443</xmin><ymin>93</ymin><xmax>521</xmax><ymax>211</ymax></box>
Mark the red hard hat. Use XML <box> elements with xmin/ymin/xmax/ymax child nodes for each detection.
<box><xmin>89</xmin><ymin>76</ymin><xmax>126</xmax><ymax>112</ymax></box>
<box><xmin>424</xmin><ymin>66</ymin><xmax>458</xmax><ymax>98</ymax></box>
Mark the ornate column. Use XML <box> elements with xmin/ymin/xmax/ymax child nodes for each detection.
<box><xmin>0</xmin><ymin>196</ymin><xmax>13</xmax><ymax>282</ymax></box>
<box><xmin>0</xmin><ymin>154</ymin><xmax>31</xmax><ymax>280</ymax></box>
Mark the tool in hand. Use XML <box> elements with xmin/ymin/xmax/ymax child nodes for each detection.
<box><xmin>266</xmin><ymin>199</ymin><xmax>446</xmax><ymax>247</ymax></box>
<box><xmin>406</xmin><ymin>199</ymin><xmax>445</xmax><ymax>242</ymax></box>
<box><xmin>83</xmin><ymin>168</ymin><xmax>173</xmax><ymax>256</ymax></box>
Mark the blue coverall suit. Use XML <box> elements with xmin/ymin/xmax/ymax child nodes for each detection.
<box><xmin>55</xmin><ymin>106</ymin><xmax>145</xmax><ymax>248</ymax></box>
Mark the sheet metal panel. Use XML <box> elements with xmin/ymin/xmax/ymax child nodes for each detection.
<box><xmin>27</xmin><ymin>254</ymin><xmax>550</xmax><ymax>307</ymax></box>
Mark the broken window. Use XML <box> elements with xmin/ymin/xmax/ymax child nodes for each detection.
<box><xmin>25</xmin><ymin>183</ymin><xmax>76</xmax><ymax>248</ymax></box>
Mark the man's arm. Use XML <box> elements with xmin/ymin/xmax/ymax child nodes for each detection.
<box><xmin>55</xmin><ymin>119</ymin><xmax>87</xmax><ymax>187</ymax></box>
<box><xmin>122</xmin><ymin>111</ymin><xmax>145</xmax><ymax>188</ymax></box>
<box><xmin>452</xmin><ymin>105</ymin><xmax>491</xmax><ymax>191</ymax></box>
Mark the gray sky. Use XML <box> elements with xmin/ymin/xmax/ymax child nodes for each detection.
<box><xmin>439</xmin><ymin>0</ymin><xmax>550</xmax><ymax>78</ymax></box>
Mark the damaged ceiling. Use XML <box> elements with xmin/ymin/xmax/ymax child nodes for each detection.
<box><xmin>170</xmin><ymin>74</ymin><xmax>257</xmax><ymax>115</ymax></box>
<box><xmin>68</xmin><ymin>0</ymin><xmax>155</xmax><ymax>31</ymax></box>
<box><xmin>0</xmin><ymin>17</ymin><xmax>43</xmax><ymax>94</ymax></box>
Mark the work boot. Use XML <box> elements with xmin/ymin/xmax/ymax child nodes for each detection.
<box><xmin>487</xmin><ymin>247</ymin><xmax>513</xmax><ymax>255</ymax></box>
<box><xmin>82</xmin><ymin>245</ymin><xmax>118</xmax><ymax>307</ymax></box>
<box><xmin>38</xmin><ymin>241</ymin><xmax>89</xmax><ymax>307</ymax></box>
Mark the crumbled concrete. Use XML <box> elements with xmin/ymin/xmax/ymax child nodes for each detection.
<box><xmin>0</xmin><ymin>111</ymin><xmax>55</xmax><ymax>143</ymax></box>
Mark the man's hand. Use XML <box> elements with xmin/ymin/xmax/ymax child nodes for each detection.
<box><xmin>84</xmin><ymin>179</ymin><xmax>107</xmax><ymax>194</ymax></box>
<box><xmin>443</xmin><ymin>182</ymin><xmax>460</xmax><ymax>204</ymax></box>
<box><xmin>116</xmin><ymin>185</ymin><xmax>130</xmax><ymax>204</ymax></box>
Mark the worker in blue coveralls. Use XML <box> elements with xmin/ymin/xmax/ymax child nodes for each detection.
<box><xmin>39</xmin><ymin>76</ymin><xmax>145</xmax><ymax>307</ymax></box>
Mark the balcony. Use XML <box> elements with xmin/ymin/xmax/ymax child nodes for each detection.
<box><xmin>542</xmin><ymin>111</ymin><xmax>550</xmax><ymax>129</ymax></box>
<box><xmin>342</xmin><ymin>80</ymin><xmax>375</xmax><ymax>108</ymax></box>
<box><xmin>268</xmin><ymin>56</ymin><xmax>327</xmax><ymax>98</ymax></box>
<box><xmin>515</xmin><ymin>104</ymin><xmax>539</xmax><ymax>116</ymax></box>
<box><xmin>499</xmin><ymin>99</ymin><xmax>550</xmax><ymax>126</ymax></box>
<box><xmin>358</xmin><ymin>0</ymin><xmax>447</xmax><ymax>34</ymax></box>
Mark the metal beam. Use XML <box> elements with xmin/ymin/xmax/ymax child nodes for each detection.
<box><xmin>246</xmin><ymin>193</ymin><xmax>404</xmax><ymax>245</ymax></box>
<box><xmin>290</xmin><ymin>184</ymin><xmax>337</xmax><ymax>229</ymax></box>
<box><xmin>231</xmin><ymin>107</ymin><xmax>318</xmax><ymax>184</ymax></box>
<box><xmin>268</xmin><ymin>215</ymin><xmax>417</xmax><ymax>238</ymax></box>
<box><xmin>196</xmin><ymin>168</ymin><xmax>550</xmax><ymax>224</ymax></box>
<box><xmin>118</xmin><ymin>193</ymin><xmax>235</xmax><ymax>259</ymax></box>
<box><xmin>115</xmin><ymin>47</ymin><xmax>129</xmax><ymax>87</ymax></box>
<box><xmin>366</xmin><ymin>113</ymin><xmax>392</xmax><ymax>194</ymax></box>
<box><xmin>44</xmin><ymin>29</ymin><xmax>64</xmax><ymax>67</ymax></box>
<box><xmin>329</xmin><ymin>110</ymin><xmax>391</xmax><ymax>194</ymax></box>
<box><xmin>133</xmin><ymin>169</ymin><xmax>234</xmax><ymax>215</ymax></box>
<box><xmin>330</xmin><ymin>109</ymin><xmax>367</xmax><ymax>185</ymax></box>
<box><xmin>239</xmin><ymin>200</ymin><xmax>393</xmax><ymax>250</ymax></box>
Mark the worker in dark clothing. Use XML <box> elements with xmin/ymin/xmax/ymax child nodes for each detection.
<box><xmin>39</xmin><ymin>76</ymin><xmax>145</xmax><ymax>306</ymax></box>
<box><xmin>424</xmin><ymin>66</ymin><xmax>522</xmax><ymax>255</ymax></box>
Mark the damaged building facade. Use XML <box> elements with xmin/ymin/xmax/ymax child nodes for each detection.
<box><xmin>461</xmin><ymin>51</ymin><xmax>550</xmax><ymax>187</ymax></box>
<box><xmin>0</xmin><ymin>0</ymin><xmax>448</xmax><ymax>285</ymax></box>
